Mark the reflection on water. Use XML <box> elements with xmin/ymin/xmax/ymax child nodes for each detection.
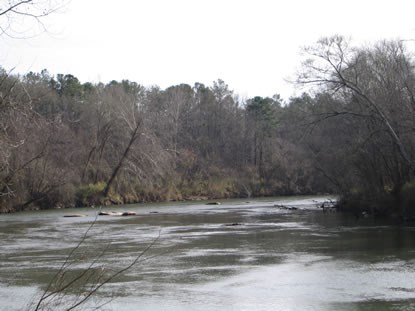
<box><xmin>1</xmin><ymin>197</ymin><xmax>415</xmax><ymax>310</ymax></box>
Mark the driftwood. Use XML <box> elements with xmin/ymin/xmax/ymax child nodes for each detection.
<box><xmin>98</xmin><ymin>211</ymin><xmax>122</xmax><ymax>216</ymax></box>
<box><xmin>274</xmin><ymin>204</ymin><xmax>298</xmax><ymax>210</ymax></box>
<box><xmin>98</xmin><ymin>211</ymin><xmax>137</xmax><ymax>216</ymax></box>
<box><xmin>225</xmin><ymin>223</ymin><xmax>242</xmax><ymax>226</ymax></box>
<box><xmin>121</xmin><ymin>211</ymin><xmax>137</xmax><ymax>216</ymax></box>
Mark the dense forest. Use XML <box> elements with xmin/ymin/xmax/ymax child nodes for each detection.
<box><xmin>1</xmin><ymin>36</ymin><xmax>414</xmax><ymax>219</ymax></box>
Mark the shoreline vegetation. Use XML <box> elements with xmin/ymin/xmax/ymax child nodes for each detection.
<box><xmin>2</xmin><ymin>178</ymin><xmax>323</xmax><ymax>213</ymax></box>
<box><xmin>1</xmin><ymin>37</ymin><xmax>415</xmax><ymax>219</ymax></box>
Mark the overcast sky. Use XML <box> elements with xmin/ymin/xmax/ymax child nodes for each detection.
<box><xmin>1</xmin><ymin>0</ymin><xmax>415</xmax><ymax>99</ymax></box>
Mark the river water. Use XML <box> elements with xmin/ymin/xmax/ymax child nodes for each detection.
<box><xmin>1</xmin><ymin>197</ymin><xmax>415</xmax><ymax>310</ymax></box>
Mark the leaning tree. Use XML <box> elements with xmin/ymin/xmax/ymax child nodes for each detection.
<box><xmin>298</xmin><ymin>36</ymin><xmax>415</xmax><ymax>195</ymax></box>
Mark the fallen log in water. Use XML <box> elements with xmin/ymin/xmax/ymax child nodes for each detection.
<box><xmin>98</xmin><ymin>211</ymin><xmax>122</xmax><ymax>216</ymax></box>
<box><xmin>99</xmin><ymin>211</ymin><xmax>137</xmax><ymax>216</ymax></box>
<box><xmin>274</xmin><ymin>204</ymin><xmax>298</xmax><ymax>210</ymax></box>
<box><xmin>121</xmin><ymin>211</ymin><xmax>137</xmax><ymax>216</ymax></box>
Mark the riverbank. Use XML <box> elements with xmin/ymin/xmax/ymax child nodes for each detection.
<box><xmin>1</xmin><ymin>177</ymin><xmax>322</xmax><ymax>213</ymax></box>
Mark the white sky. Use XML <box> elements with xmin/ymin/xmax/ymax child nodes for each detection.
<box><xmin>1</xmin><ymin>0</ymin><xmax>415</xmax><ymax>99</ymax></box>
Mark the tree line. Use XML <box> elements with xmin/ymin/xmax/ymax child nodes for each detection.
<box><xmin>1</xmin><ymin>36</ymin><xmax>414</xmax><ymax>219</ymax></box>
<box><xmin>0</xmin><ymin>70</ymin><xmax>321</xmax><ymax>212</ymax></box>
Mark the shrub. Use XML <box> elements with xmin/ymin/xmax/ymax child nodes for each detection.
<box><xmin>75</xmin><ymin>182</ymin><xmax>106</xmax><ymax>207</ymax></box>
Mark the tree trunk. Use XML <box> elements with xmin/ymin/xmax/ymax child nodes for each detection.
<box><xmin>103</xmin><ymin>125</ymin><xmax>140</xmax><ymax>197</ymax></box>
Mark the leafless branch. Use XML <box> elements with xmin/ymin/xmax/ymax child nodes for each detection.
<box><xmin>32</xmin><ymin>214</ymin><xmax>164</xmax><ymax>311</ymax></box>
<box><xmin>0</xmin><ymin>0</ymin><xmax>67</xmax><ymax>38</ymax></box>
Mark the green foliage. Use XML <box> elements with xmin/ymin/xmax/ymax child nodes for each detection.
<box><xmin>52</xmin><ymin>74</ymin><xmax>83</xmax><ymax>97</ymax></box>
<box><xmin>246</xmin><ymin>96</ymin><xmax>280</xmax><ymax>131</ymax></box>
<box><xmin>75</xmin><ymin>182</ymin><xmax>106</xmax><ymax>207</ymax></box>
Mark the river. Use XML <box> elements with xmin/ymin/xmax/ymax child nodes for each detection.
<box><xmin>1</xmin><ymin>196</ymin><xmax>415</xmax><ymax>310</ymax></box>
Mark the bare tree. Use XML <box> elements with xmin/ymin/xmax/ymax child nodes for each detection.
<box><xmin>298</xmin><ymin>36</ymin><xmax>415</xmax><ymax>183</ymax></box>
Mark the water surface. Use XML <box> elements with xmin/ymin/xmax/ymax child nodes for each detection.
<box><xmin>1</xmin><ymin>197</ymin><xmax>415</xmax><ymax>310</ymax></box>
